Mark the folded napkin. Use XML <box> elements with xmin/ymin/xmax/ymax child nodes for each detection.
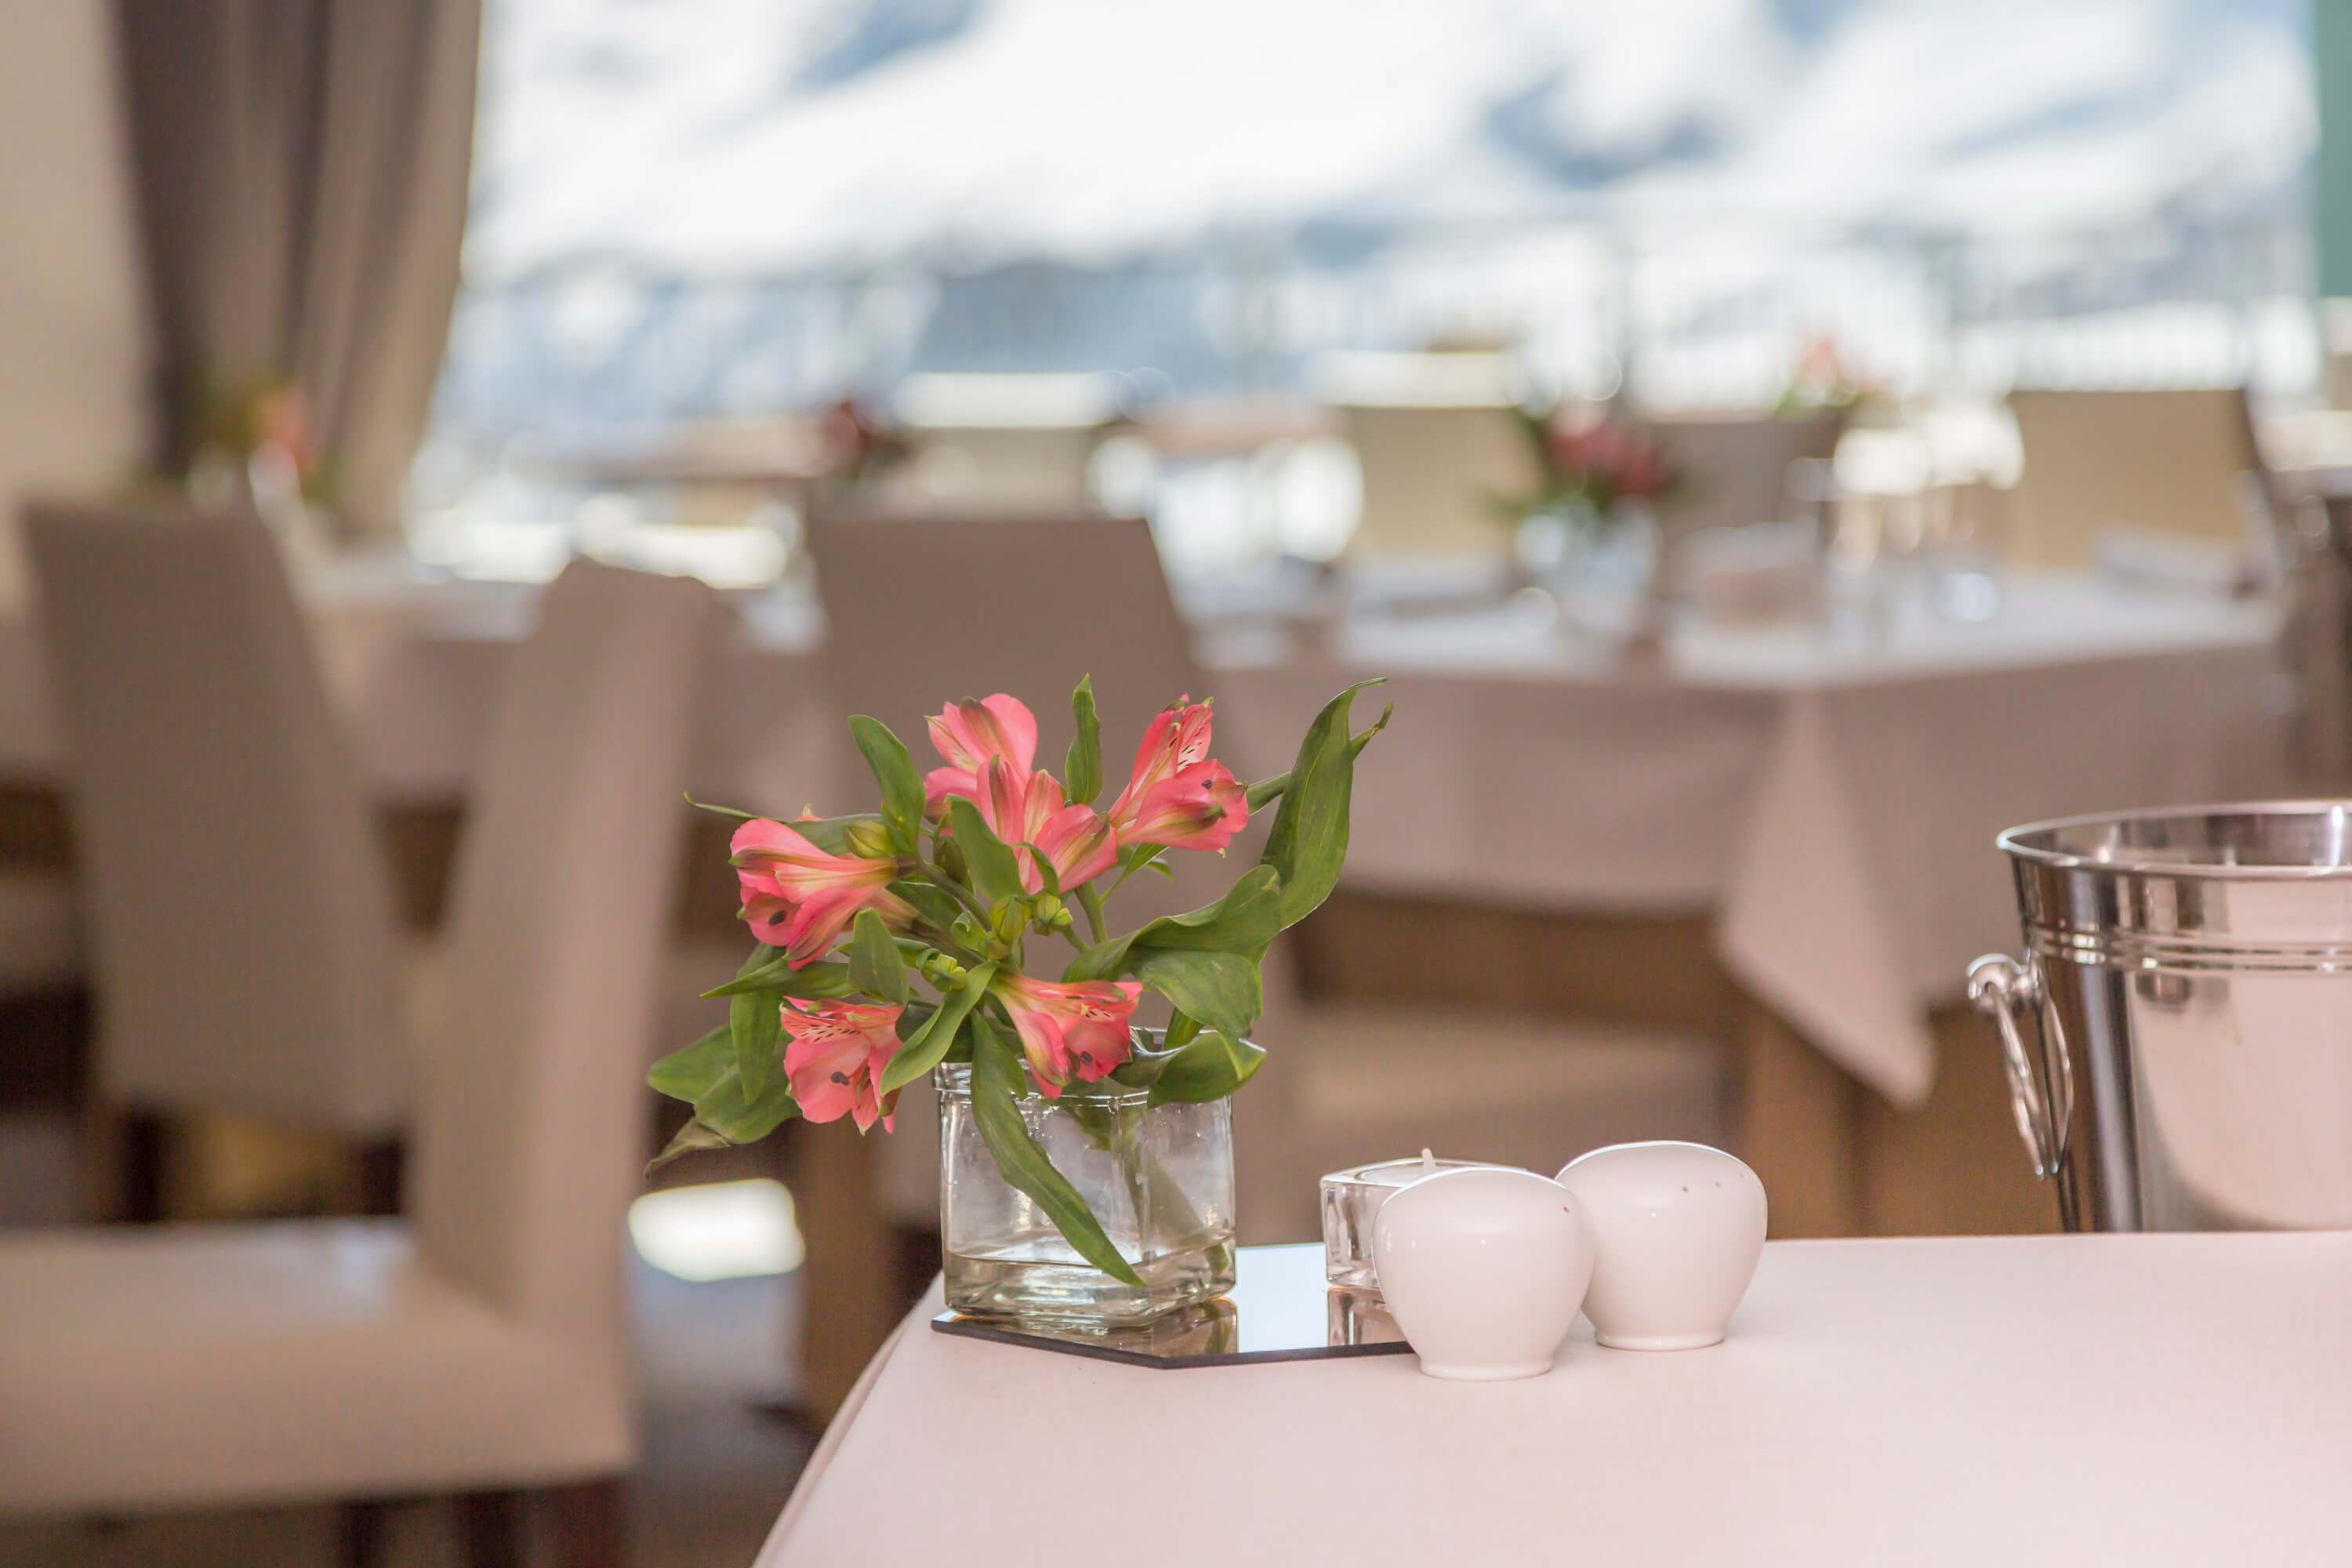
<box><xmin>2091</xmin><ymin>526</ymin><xmax>2261</xmax><ymax>597</ymax></box>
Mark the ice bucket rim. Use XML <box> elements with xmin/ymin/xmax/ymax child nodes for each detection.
<box><xmin>1995</xmin><ymin>800</ymin><xmax>2352</xmax><ymax>881</ymax></box>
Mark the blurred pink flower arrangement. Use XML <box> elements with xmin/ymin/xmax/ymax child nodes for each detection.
<box><xmin>814</xmin><ymin>395</ymin><xmax>911</xmax><ymax>486</ymax></box>
<box><xmin>652</xmin><ymin>677</ymin><xmax>1386</xmax><ymax>1277</ymax></box>
<box><xmin>1499</xmin><ymin>407</ymin><xmax>1680</xmax><ymax>527</ymax></box>
<box><xmin>1773</xmin><ymin>334</ymin><xmax>1882</xmax><ymax>416</ymax></box>
<box><xmin>187</xmin><ymin>376</ymin><xmax>334</xmax><ymax>503</ymax></box>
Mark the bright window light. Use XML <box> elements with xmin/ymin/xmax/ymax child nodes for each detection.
<box><xmin>629</xmin><ymin>1178</ymin><xmax>805</xmax><ymax>1283</ymax></box>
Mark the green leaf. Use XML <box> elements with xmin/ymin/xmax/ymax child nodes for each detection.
<box><xmin>1260</xmin><ymin>681</ymin><xmax>1387</xmax><ymax>930</ymax></box>
<box><xmin>1134</xmin><ymin>949</ymin><xmax>1262</xmax><ymax>1040</ymax></box>
<box><xmin>1148</xmin><ymin>1029</ymin><xmax>1268</xmax><ymax>1104</ymax></box>
<box><xmin>695</xmin><ymin>1051</ymin><xmax>800</xmax><ymax>1143</ymax></box>
<box><xmin>731</xmin><ymin>985</ymin><xmax>784</xmax><ymax>1099</ymax></box>
<box><xmin>702</xmin><ymin>956</ymin><xmax>854</xmax><ymax>1000</ymax></box>
<box><xmin>646</xmin><ymin>1022</ymin><xmax>800</xmax><ymax>1145</ymax></box>
<box><xmin>967</xmin><ymin>1015</ymin><xmax>1144</xmax><ymax>1287</ymax></box>
<box><xmin>646</xmin><ymin>1117</ymin><xmax>732</xmax><ymax>1175</ymax></box>
<box><xmin>773</xmin><ymin>812</ymin><xmax>887</xmax><ymax>857</ymax></box>
<box><xmin>849</xmin><ymin>909</ymin><xmax>909</xmax><ymax>1004</ymax></box>
<box><xmin>1163</xmin><ymin>1010</ymin><xmax>1202</xmax><ymax>1051</ymax></box>
<box><xmin>878</xmin><ymin>961</ymin><xmax>998</xmax><ymax>1095</ymax></box>
<box><xmin>946</xmin><ymin>796</ymin><xmax>1025</xmax><ymax>905</ymax></box>
<box><xmin>648</xmin><ymin>1025</ymin><xmax>733</xmax><ymax>1104</ymax></box>
<box><xmin>889</xmin><ymin>878</ymin><xmax>965</xmax><ymax>935</ymax></box>
<box><xmin>684</xmin><ymin>793</ymin><xmax>761</xmax><ymax>822</ymax></box>
<box><xmin>1244</xmin><ymin>711</ymin><xmax>1389</xmax><ymax>811</ymax></box>
<box><xmin>1065</xmin><ymin>674</ymin><xmax>1103</xmax><ymax>805</ymax></box>
<box><xmin>1109</xmin><ymin>841</ymin><xmax>1167</xmax><ymax>891</ymax></box>
<box><xmin>848</xmin><ymin>716</ymin><xmax>924</xmax><ymax>856</ymax></box>
<box><xmin>1064</xmin><ymin>863</ymin><xmax>1284</xmax><ymax>982</ymax></box>
<box><xmin>710</xmin><ymin>945</ymin><xmax>784</xmax><ymax>1097</ymax></box>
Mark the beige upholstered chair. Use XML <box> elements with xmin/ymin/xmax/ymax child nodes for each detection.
<box><xmin>1340</xmin><ymin>406</ymin><xmax>1538</xmax><ymax>561</ymax></box>
<box><xmin>891</xmin><ymin>373</ymin><xmax>1115</xmax><ymax>510</ymax></box>
<box><xmin>0</xmin><ymin>872</ymin><xmax>78</xmax><ymax>997</ymax></box>
<box><xmin>795</xmin><ymin>512</ymin><xmax>1726</xmax><ymax>1396</ymax></box>
<box><xmin>0</xmin><ymin>560</ymin><xmax>718</xmax><ymax>1565</ymax></box>
<box><xmin>1323</xmin><ymin>351</ymin><xmax>1540</xmax><ymax>561</ymax></box>
<box><xmin>27</xmin><ymin>502</ymin><xmax>412</xmax><ymax>1210</ymax></box>
<box><xmin>2005</xmin><ymin>389</ymin><xmax>2263</xmax><ymax>568</ymax></box>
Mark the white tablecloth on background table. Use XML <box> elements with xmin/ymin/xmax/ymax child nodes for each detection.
<box><xmin>1202</xmin><ymin>578</ymin><xmax>2288</xmax><ymax>1102</ymax></box>
<box><xmin>756</xmin><ymin>1233</ymin><xmax>2352</xmax><ymax>1567</ymax></box>
<box><xmin>0</xmin><ymin>561</ymin><xmax>2288</xmax><ymax>1105</ymax></box>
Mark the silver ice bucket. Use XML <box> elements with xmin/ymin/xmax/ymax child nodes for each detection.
<box><xmin>1969</xmin><ymin>804</ymin><xmax>2352</xmax><ymax>1233</ymax></box>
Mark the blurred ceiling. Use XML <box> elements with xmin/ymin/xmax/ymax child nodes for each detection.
<box><xmin>465</xmin><ymin>0</ymin><xmax>2311</xmax><ymax>278</ymax></box>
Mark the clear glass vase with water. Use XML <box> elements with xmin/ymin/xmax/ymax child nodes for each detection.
<box><xmin>934</xmin><ymin>1051</ymin><xmax>1236</xmax><ymax>1327</ymax></box>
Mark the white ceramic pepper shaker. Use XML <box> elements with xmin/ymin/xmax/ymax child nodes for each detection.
<box><xmin>1555</xmin><ymin>1141</ymin><xmax>1766</xmax><ymax>1351</ymax></box>
<box><xmin>1371</xmin><ymin>1167</ymin><xmax>1594</xmax><ymax>1381</ymax></box>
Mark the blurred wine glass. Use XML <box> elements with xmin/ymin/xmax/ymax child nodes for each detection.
<box><xmin>1921</xmin><ymin>478</ymin><xmax>2011</xmax><ymax>622</ymax></box>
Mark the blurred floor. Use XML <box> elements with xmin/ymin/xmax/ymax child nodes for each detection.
<box><xmin>0</xmin><ymin>1163</ymin><xmax>813</xmax><ymax>1568</ymax></box>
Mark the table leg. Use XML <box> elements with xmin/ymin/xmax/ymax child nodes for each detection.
<box><xmin>792</xmin><ymin>1124</ymin><xmax>897</xmax><ymax>1424</ymax></box>
<box><xmin>1736</xmin><ymin>1000</ymin><xmax>1864</xmax><ymax>1238</ymax></box>
<box><xmin>1856</xmin><ymin>1004</ymin><xmax>2060</xmax><ymax>1236</ymax></box>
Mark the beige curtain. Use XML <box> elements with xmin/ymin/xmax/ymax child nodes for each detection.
<box><xmin>113</xmin><ymin>0</ymin><xmax>481</xmax><ymax>536</ymax></box>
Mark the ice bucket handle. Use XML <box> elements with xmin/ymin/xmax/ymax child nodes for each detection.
<box><xmin>1965</xmin><ymin>953</ymin><xmax>2074</xmax><ymax>1180</ymax></box>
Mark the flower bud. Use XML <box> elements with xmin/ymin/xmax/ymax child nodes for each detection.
<box><xmin>989</xmin><ymin>898</ymin><xmax>1028</xmax><ymax>947</ymax></box>
<box><xmin>936</xmin><ymin>837</ymin><xmax>968</xmax><ymax>882</ymax></box>
<box><xmin>1030</xmin><ymin>894</ymin><xmax>1065</xmax><ymax>927</ymax></box>
<box><xmin>841</xmin><ymin>818</ymin><xmax>895</xmax><ymax>859</ymax></box>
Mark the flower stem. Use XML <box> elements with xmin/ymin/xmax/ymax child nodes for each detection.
<box><xmin>916</xmin><ymin>858</ymin><xmax>990</xmax><ymax>920</ymax></box>
<box><xmin>1078</xmin><ymin>884</ymin><xmax>1109</xmax><ymax>943</ymax></box>
<box><xmin>1105</xmin><ymin>847</ymin><xmax>1164</xmax><ymax>896</ymax></box>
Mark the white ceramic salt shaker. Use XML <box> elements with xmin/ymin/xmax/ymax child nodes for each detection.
<box><xmin>1371</xmin><ymin>1167</ymin><xmax>1594</xmax><ymax>1381</ymax></box>
<box><xmin>1555</xmin><ymin>1141</ymin><xmax>1766</xmax><ymax>1351</ymax></box>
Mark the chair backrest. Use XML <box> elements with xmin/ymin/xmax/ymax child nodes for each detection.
<box><xmin>409</xmin><ymin>560</ymin><xmax>718</xmax><ymax>1344</ymax></box>
<box><xmin>1340</xmin><ymin>403</ymin><xmax>1538</xmax><ymax>561</ymax></box>
<box><xmin>900</xmin><ymin>426</ymin><xmax>1106</xmax><ymax>510</ymax></box>
<box><xmin>2007</xmin><ymin>389</ymin><xmax>2260</xmax><ymax>568</ymax></box>
<box><xmin>24</xmin><ymin>502</ymin><xmax>407</xmax><ymax>1133</ymax></box>
<box><xmin>806</xmin><ymin>512</ymin><xmax>1205</xmax><ymax>817</ymax></box>
<box><xmin>1645</xmin><ymin>409</ymin><xmax>1847</xmax><ymax>553</ymax></box>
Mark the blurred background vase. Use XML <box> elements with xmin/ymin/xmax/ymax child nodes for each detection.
<box><xmin>935</xmin><ymin>1051</ymin><xmax>1238</xmax><ymax>1327</ymax></box>
<box><xmin>1514</xmin><ymin>499</ymin><xmax>1664</xmax><ymax>643</ymax></box>
<box><xmin>1513</xmin><ymin>499</ymin><xmax>1659</xmax><ymax>589</ymax></box>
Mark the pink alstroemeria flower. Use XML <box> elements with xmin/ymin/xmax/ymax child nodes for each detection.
<box><xmin>781</xmin><ymin>997</ymin><xmax>906</xmax><ymax>1132</ymax></box>
<box><xmin>992</xmin><ymin>972</ymin><xmax>1143</xmax><ymax>1095</ymax></box>
<box><xmin>1120</xmin><ymin>759</ymin><xmax>1250</xmax><ymax>851</ymax></box>
<box><xmin>975</xmin><ymin>757</ymin><xmax>1119</xmax><ymax>893</ymax></box>
<box><xmin>1106</xmin><ymin>696</ymin><xmax>1215</xmax><ymax>829</ymax></box>
<box><xmin>924</xmin><ymin>694</ymin><xmax>1039</xmax><ymax>816</ymax></box>
<box><xmin>731</xmin><ymin>818</ymin><xmax>913</xmax><ymax>967</ymax></box>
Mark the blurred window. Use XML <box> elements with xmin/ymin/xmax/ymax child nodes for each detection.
<box><xmin>418</xmin><ymin>0</ymin><xmax>2315</xmax><ymax>571</ymax></box>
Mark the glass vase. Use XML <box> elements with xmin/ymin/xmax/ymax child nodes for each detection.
<box><xmin>935</xmin><ymin>1053</ymin><xmax>1237</xmax><ymax>1327</ymax></box>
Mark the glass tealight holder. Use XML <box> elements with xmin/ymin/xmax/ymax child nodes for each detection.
<box><xmin>1319</xmin><ymin>1154</ymin><xmax>1509</xmax><ymax>1289</ymax></box>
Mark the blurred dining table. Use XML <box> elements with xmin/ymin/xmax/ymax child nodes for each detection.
<box><xmin>0</xmin><ymin>547</ymin><xmax>2292</xmax><ymax>1232</ymax></box>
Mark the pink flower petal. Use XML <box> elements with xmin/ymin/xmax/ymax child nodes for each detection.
<box><xmin>927</xmin><ymin>695</ymin><xmax>1038</xmax><ymax>775</ymax></box>
<box><xmin>1120</xmin><ymin>760</ymin><xmax>1249</xmax><ymax>851</ymax></box>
